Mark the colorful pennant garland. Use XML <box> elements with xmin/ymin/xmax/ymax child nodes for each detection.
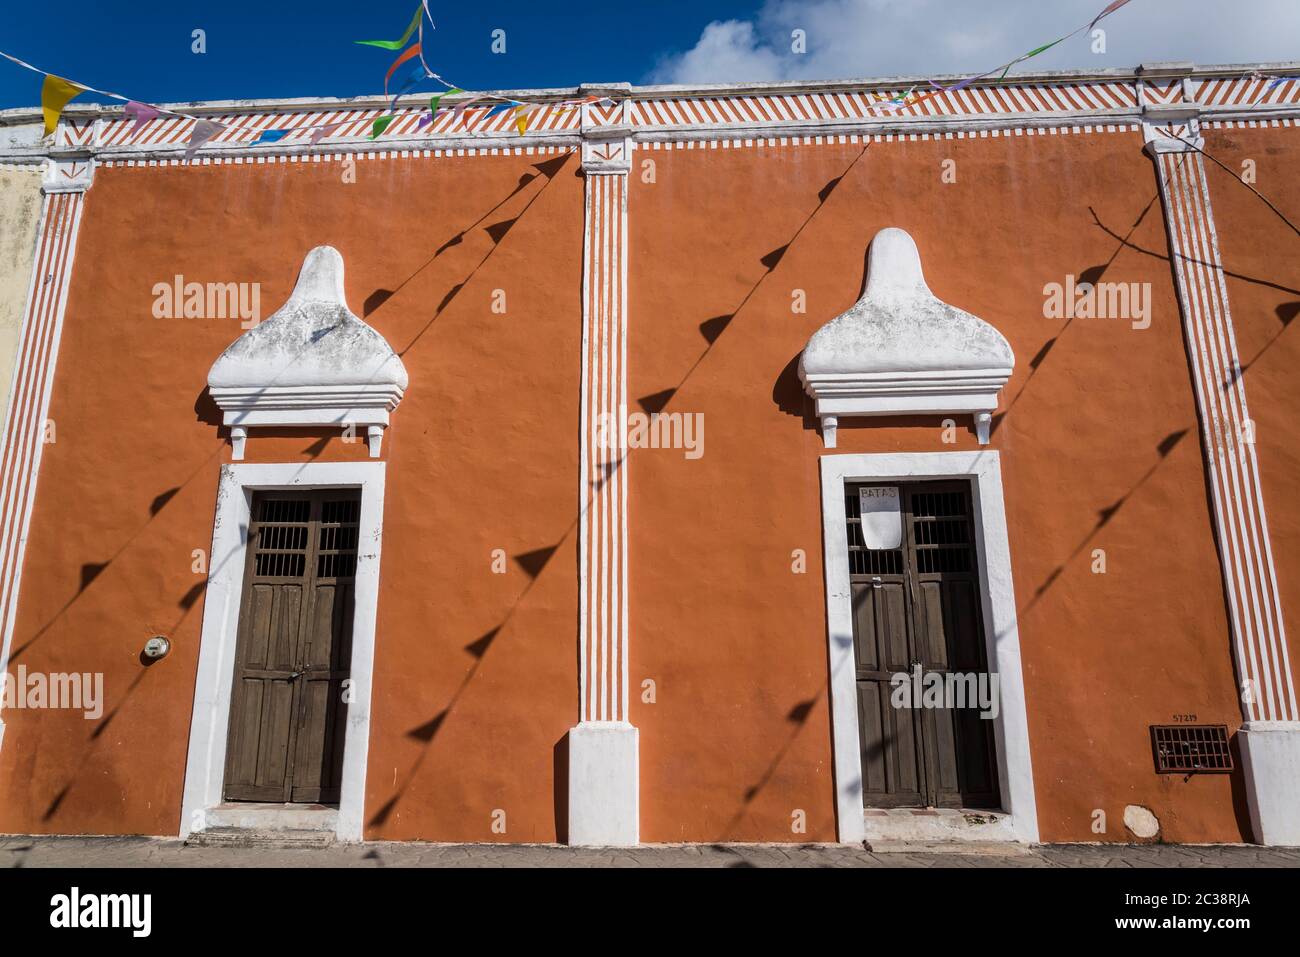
<box><xmin>7</xmin><ymin>0</ymin><xmax>1296</xmax><ymax>160</ymax></box>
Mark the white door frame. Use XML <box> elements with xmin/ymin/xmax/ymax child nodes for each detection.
<box><xmin>818</xmin><ymin>450</ymin><xmax>1039</xmax><ymax>843</ymax></box>
<box><xmin>179</xmin><ymin>461</ymin><xmax>386</xmax><ymax>843</ymax></box>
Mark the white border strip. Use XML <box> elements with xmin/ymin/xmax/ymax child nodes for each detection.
<box><xmin>179</xmin><ymin>461</ymin><xmax>386</xmax><ymax>843</ymax></box>
<box><xmin>818</xmin><ymin>451</ymin><xmax>1038</xmax><ymax>844</ymax></box>
<box><xmin>0</xmin><ymin>191</ymin><xmax>85</xmax><ymax>752</ymax></box>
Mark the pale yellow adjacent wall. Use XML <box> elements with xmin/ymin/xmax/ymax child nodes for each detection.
<box><xmin>0</xmin><ymin>166</ymin><xmax>44</xmax><ymax>424</ymax></box>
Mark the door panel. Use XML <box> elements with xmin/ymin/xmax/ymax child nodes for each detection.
<box><xmin>223</xmin><ymin>491</ymin><xmax>359</xmax><ymax>805</ymax></box>
<box><xmin>846</xmin><ymin>481</ymin><xmax>1002</xmax><ymax>810</ymax></box>
<box><xmin>853</xmin><ymin>580</ymin><xmax>925</xmax><ymax>806</ymax></box>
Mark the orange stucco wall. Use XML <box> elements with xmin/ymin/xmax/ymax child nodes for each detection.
<box><xmin>0</xmin><ymin>151</ymin><xmax>585</xmax><ymax>841</ymax></box>
<box><xmin>627</xmin><ymin>132</ymin><xmax>1249</xmax><ymax>843</ymax></box>
<box><xmin>0</xmin><ymin>125</ymin><xmax>1285</xmax><ymax>843</ymax></box>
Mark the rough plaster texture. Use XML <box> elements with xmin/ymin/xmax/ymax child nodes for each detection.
<box><xmin>208</xmin><ymin>245</ymin><xmax>408</xmax><ymax>391</ymax></box>
<box><xmin>801</xmin><ymin>226</ymin><xmax>1014</xmax><ymax>375</ymax></box>
<box><xmin>0</xmin><ymin>167</ymin><xmax>43</xmax><ymax>427</ymax></box>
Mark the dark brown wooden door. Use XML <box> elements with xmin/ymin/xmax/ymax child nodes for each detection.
<box><xmin>846</xmin><ymin>481</ymin><xmax>1000</xmax><ymax>810</ymax></box>
<box><xmin>223</xmin><ymin>491</ymin><xmax>359</xmax><ymax>804</ymax></box>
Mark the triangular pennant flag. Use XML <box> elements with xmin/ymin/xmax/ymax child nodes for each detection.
<box><xmin>418</xmin><ymin>86</ymin><xmax>462</xmax><ymax>131</ymax></box>
<box><xmin>384</xmin><ymin>43</ymin><xmax>422</xmax><ymax>98</ymax></box>
<box><xmin>1021</xmin><ymin>37</ymin><xmax>1066</xmax><ymax>61</ymax></box>
<box><xmin>123</xmin><ymin>100</ymin><xmax>162</xmax><ymax>135</ymax></box>
<box><xmin>309</xmin><ymin>122</ymin><xmax>343</xmax><ymax>145</ymax></box>
<box><xmin>356</xmin><ymin>5</ymin><xmax>423</xmax><ymax>50</ymax></box>
<box><xmin>369</xmin><ymin>115</ymin><xmax>396</xmax><ymax>140</ymax></box>
<box><xmin>1090</xmin><ymin>0</ymin><xmax>1133</xmax><ymax>29</ymax></box>
<box><xmin>252</xmin><ymin>128</ymin><xmax>289</xmax><ymax>145</ymax></box>
<box><xmin>388</xmin><ymin>65</ymin><xmax>425</xmax><ymax>112</ymax></box>
<box><xmin>430</xmin><ymin>88</ymin><xmax>462</xmax><ymax>120</ymax></box>
<box><xmin>42</xmin><ymin>75</ymin><xmax>86</xmax><ymax>137</ymax></box>
<box><xmin>184</xmin><ymin>119</ymin><xmax>224</xmax><ymax>161</ymax></box>
<box><xmin>451</xmin><ymin>96</ymin><xmax>485</xmax><ymax>126</ymax></box>
<box><xmin>514</xmin><ymin>104</ymin><xmax>540</xmax><ymax>135</ymax></box>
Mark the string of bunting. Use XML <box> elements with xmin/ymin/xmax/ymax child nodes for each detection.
<box><xmin>0</xmin><ymin>3</ymin><xmax>604</xmax><ymax>160</ymax></box>
<box><xmin>0</xmin><ymin>0</ymin><xmax>1296</xmax><ymax>162</ymax></box>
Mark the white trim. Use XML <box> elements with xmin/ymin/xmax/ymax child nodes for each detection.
<box><xmin>818</xmin><ymin>451</ymin><xmax>1038</xmax><ymax>844</ymax></box>
<box><xmin>179</xmin><ymin>461</ymin><xmax>386</xmax><ymax>843</ymax></box>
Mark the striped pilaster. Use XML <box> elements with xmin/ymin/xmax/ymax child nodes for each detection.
<box><xmin>1147</xmin><ymin>124</ymin><xmax>1298</xmax><ymax>724</ymax></box>
<box><xmin>579</xmin><ymin>169</ymin><xmax>630</xmax><ymax>724</ymax></box>
<box><xmin>567</xmin><ymin>100</ymin><xmax>638</xmax><ymax>846</ymax></box>
<box><xmin>0</xmin><ymin>163</ymin><xmax>90</xmax><ymax>741</ymax></box>
<box><xmin>578</xmin><ymin>102</ymin><xmax>631</xmax><ymax>725</ymax></box>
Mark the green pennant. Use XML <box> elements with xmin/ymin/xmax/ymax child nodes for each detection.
<box><xmin>1024</xmin><ymin>37</ymin><xmax>1065</xmax><ymax>59</ymax></box>
<box><xmin>356</xmin><ymin>6</ymin><xmax>423</xmax><ymax>50</ymax></box>
<box><xmin>431</xmin><ymin>87</ymin><xmax>464</xmax><ymax>119</ymax></box>
<box><xmin>369</xmin><ymin>115</ymin><xmax>396</xmax><ymax>139</ymax></box>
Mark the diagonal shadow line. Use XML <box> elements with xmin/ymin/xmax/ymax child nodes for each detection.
<box><xmin>717</xmin><ymin>688</ymin><xmax>825</xmax><ymax>841</ymax></box>
<box><xmin>397</xmin><ymin>151</ymin><xmax>576</xmax><ymax>358</ymax></box>
<box><xmin>1090</xmin><ymin>204</ymin><xmax>1300</xmax><ymax>298</ymax></box>
<box><xmin>1089</xmin><ymin>160</ymin><xmax>1299</xmax><ymax>378</ymax></box>
<box><xmin>997</xmin><ymin>191</ymin><xmax>1162</xmax><ymax>429</ymax></box>
<box><xmin>372</xmin><ymin>150</ymin><xmax>577</xmax><ymax>320</ymax></box>
<box><xmin>42</xmin><ymin>596</ymin><xmax>202</xmax><ymax>820</ymax></box>
<box><xmin>1239</xmin><ymin>318</ymin><xmax>1296</xmax><ymax>376</ymax></box>
<box><xmin>369</xmin><ymin>519</ymin><xmax>574</xmax><ymax>828</ymax></box>
<box><xmin>1159</xmin><ymin>125</ymin><xmax>1300</xmax><ymax>239</ymax></box>
<box><xmin>372</xmin><ymin>441</ymin><xmax>641</xmax><ymax>825</ymax></box>
<box><xmin>8</xmin><ymin>442</ymin><xmax>227</xmax><ymax>663</ymax></box>
<box><xmin>651</xmin><ymin>144</ymin><xmax>872</xmax><ymax>414</ymax></box>
<box><xmin>1017</xmin><ymin>432</ymin><xmax>1187</xmax><ymax>622</ymax></box>
<box><xmin>376</xmin><ymin>148</ymin><xmax>870</xmax><ymax>827</ymax></box>
<box><xmin>213</xmin><ymin>152</ymin><xmax>578</xmax><ymax>459</ymax></box>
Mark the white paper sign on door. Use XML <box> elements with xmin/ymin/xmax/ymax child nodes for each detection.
<box><xmin>858</xmin><ymin>486</ymin><xmax>902</xmax><ymax>549</ymax></box>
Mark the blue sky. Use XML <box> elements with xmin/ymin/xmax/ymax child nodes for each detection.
<box><xmin>0</xmin><ymin>1</ymin><xmax>1296</xmax><ymax>110</ymax></box>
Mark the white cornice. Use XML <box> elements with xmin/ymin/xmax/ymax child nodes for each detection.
<box><xmin>2</xmin><ymin>60</ymin><xmax>1296</xmax><ymax>167</ymax></box>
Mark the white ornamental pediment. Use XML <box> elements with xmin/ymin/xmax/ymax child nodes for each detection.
<box><xmin>799</xmin><ymin>227</ymin><xmax>1014</xmax><ymax>447</ymax></box>
<box><xmin>207</xmin><ymin>246</ymin><xmax>408</xmax><ymax>458</ymax></box>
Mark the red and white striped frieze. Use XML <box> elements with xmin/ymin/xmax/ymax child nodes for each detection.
<box><xmin>1148</xmin><ymin>128</ymin><xmax>1298</xmax><ymax>724</ymax></box>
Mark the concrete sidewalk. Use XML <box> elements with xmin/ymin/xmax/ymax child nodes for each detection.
<box><xmin>2</xmin><ymin>835</ymin><xmax>1298</xmax><ymax>867</ymax></box>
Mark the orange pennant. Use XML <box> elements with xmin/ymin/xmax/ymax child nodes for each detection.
<box><xmin>384</xmin><ymin>43</ymin><xmax>422</xmax><ymax>98</ymax></box>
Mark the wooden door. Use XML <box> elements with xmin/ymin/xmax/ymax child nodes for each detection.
<box><xmin>846</xmin><ymin>481</ymin><xmax>1001</xmax><ymax>810</ymax></box>
<box><xmin>223</xmin><ymin>491</ymin><xmax>359</xmax><ymax>804</ymax></box>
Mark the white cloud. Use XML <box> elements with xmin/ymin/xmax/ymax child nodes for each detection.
<box><xmin>646</xmin><ymin>0</ymin><xmax>1300</xmax><ymax>85</ymax></box>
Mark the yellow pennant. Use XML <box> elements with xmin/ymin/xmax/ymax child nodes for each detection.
<box><xmin>42</xmin><ymin>75</ymin><xmax>85</xmax><ymax>137</ymax></box>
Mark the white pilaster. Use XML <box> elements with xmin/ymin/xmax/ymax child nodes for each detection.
<box><xmin>570</xmin><ymin>92</ymin><xmax>638</xmax><ymax>846</ymax></box>
<box><xmin>0</xmin><ymin>151</ymin><xmax>92</xmax><ymax>751</ymax></box>
<box><xmin>1142</xmin><ymin>70</ymin><xmax>1300</xmax><ymax>844</ymax></box>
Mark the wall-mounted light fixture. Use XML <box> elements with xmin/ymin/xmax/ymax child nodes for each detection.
<box><xmin>143</xmin><ymin>636</ymin><xmax>171</xmax><ymax>660</ymax></box>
